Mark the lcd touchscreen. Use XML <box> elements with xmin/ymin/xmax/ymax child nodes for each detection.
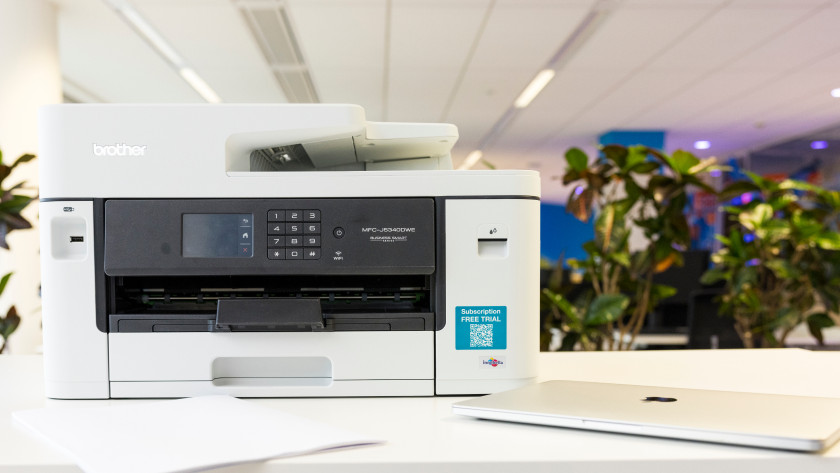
<box><xmin>183</xmin><ymin>214</ymin><xmax>253</xmax><ymax>258</ymax></box>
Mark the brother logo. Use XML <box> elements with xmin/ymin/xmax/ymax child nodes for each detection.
<box><xmin>92</xmin><ymin>143</ymin><xmax>147</xmax><ymax>157</ymax></box>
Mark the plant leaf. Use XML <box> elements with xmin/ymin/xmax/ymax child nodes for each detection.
<box><xmin>718</xmin><ymin>180</ymin><xmax>761</xmax><ymax>200</ymax></box>
<box><xmin>11</xmin><ymin>153</ymin><xmax>36</xmax><ymax>170</ymax></box>
<box><xmin>807</xmin><ymin>313</ymin><xmax>834</xmax><ymax>345</ymax></box>
<box><xmin>670</xmin><ymin>150</ymin><xmax>701</xmax><ymax>174</ymax></box>
<box><xmin>567</xmin><ymin>187</ymin><xmax>595</xmax><ymax>222</ymax></box>
<box><xmin>601</xmin><ymin>145</ymin><xmax>627</xmax><ymax>168</ymax></box>
<box><xmin>565</xmin><ymin>147</ymin><xmax>589</xmax><ymax>172</ymax></box>
<box><xmin>0</xmin><ymin>272</ymin><xmax>11</xmax><ymax>296</ymax></box>
<box><xmin>0</xmin><ymin>306</ymin><xmax>20</xmax><ymax>340</ymax></box>
<box><xmin>584</xmin><ymin>293</ymin><xmax>629</xmax><ymax>326</ymax></box>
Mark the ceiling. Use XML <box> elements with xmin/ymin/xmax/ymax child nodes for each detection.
<box><xmin>51</xmin><ymin>0</ymin><xmax>840</xmax><ymax>202</ymax></box>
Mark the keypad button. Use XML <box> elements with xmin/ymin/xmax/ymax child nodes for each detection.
<box><xmin>304</xmin><ymin>210</ymin><xmax>321</xmax><ymax>222</ymax></box>
<box><xmin>268</xmin><ymin>236</ymin><xmax>284</xmax><ymax>248</ymax></box>
<box><xmin>267</xmin><ymin>210</ymin><xmax>285</xmax><ymax>222</ymax></box>
<box><xmin>268</xmin><ymin>223</ymin><xmax>284</xmax><ymax>235</ymax></box>
<box><xmin>268</xmin><ymin>249</ymin><xmax>285</xmax><ymax>260</ymax></box>
<box><xmin>286</xmin><ymin>223</ymin><xmax>302</xmax><ymax>234</ymax></box>
<box><xmin>287</xmin><ymin>210</ymin><xmax>303</xmax><ymax>221</ymax></box>
<box><xmin>304</xmin><ymin>223</ymin><xmax>321</xmax><ymax>234</ymax></box>
<box><xmin>286</xmin><ymin>248</ymin><xmax>303</xmax><ymax>259</ymax></box>
<box><xmin>286</xmin><ymin>236</ymin><xmax>303</xmax><ymax>246</ymax></box>
<box><xmin>304</xmin><ymin>236</ymin><xmax>321</xmax><ymax>247</ymax></box>
<box><xmin>304</xmin><ymin>248</ymin><xmax>321</xmax><ymax>260</ymax></box>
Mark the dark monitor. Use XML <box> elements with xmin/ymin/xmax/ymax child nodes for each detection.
<box><xmin>646</xmin><ymin>250</ymin><xmax>711</xmax><ymax>332</ymax></box>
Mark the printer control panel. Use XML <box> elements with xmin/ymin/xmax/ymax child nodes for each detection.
<box><xmin>103</xmin><ymin>198</ymin><xmax>436</xmax><ymax>276</ymax></box>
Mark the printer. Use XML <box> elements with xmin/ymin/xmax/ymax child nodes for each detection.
<box><xmin>39</xmin><ymin>104</ymin><xmax>540</xmax><ymax>399</ymax></box>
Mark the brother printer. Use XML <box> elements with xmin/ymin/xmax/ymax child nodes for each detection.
<box><xmin>39</xmin><ymin>104</ymin><xmax>540</xmax><ymax>399</ymax></box>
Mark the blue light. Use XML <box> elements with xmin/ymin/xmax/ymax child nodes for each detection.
<box><xmin>743</xmin><ymin>233</ymin><xmax>755</xmax><ymax>243</ymax></box>
<box><xmin>574</xmin><ymin>186</ymin><xmax>584</xmax><ymax>196</ymax></box>
<box><xmin>746</xmin><ymin>258</ymin><xmax>761</xmax><ymax>267</ymax></box>
<box><xmin>811</xmin><ymin>140</ymin><xmax>829</xmax><ymax>150</ymax></box>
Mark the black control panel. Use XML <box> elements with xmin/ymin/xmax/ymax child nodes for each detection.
<box><xmin>104</xmin><ymin>198</ymin><xmax>435</xmax><ymax>276</ymax></box>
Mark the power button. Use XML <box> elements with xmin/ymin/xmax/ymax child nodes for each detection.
<box><xmin>333</xmin><ymin>227</ymin><xmax>345</xmax><ymax>239</ymax></box>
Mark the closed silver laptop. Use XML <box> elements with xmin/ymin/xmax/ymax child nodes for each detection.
<box><xmin>452</xmin><ymin>380</ymin><xmax>840</xmax><ymax>452</ymax></box>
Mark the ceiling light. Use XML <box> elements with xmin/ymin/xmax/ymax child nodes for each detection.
<box><xmin>831</xmin><ymin>88</ymin><xmax>840</xmax><ymax>98</ymax></box>
<box><xmin>811</xmin><ymin>140</ymin><xmax>828</xmax><ymax>150</ymax></box>
<box><xmin>106</xmin><ymin>0</ymin><xmax>222</xmax><ymax>103</ymax></box>
<box><xmin>694</xmin><ymin>140</ymin><xmax>711</xmax><ymax>150</ymax></box>
<box><xmin>179</xmin><ymin>68</ymin><xmax>221</xmax><ymax>103</ymax></box>
<box><xmin>110</xmin><ymin>2</ymin><xmax>184</xmax><ymax>66</ymax></box>
<box><xmin>458</xmin><ymin>150</ymin><xmax>484</xmax><ymax>170</ymax></box>
<box><xmin>514</xmin><ymin>70</ymin><xmax>556</xmax><ymax>108</ymax></box>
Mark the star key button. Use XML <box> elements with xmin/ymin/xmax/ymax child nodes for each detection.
<box><xmin>268</xmin><ymin>249</ymin><xmax>285</xmax><ymax>260</ymax></box>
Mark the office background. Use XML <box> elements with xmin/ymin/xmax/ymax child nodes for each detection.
<box><xmin>2</xmin><ymin>0</ymin><xmax>840</xmax><ymax>353</ymax></box>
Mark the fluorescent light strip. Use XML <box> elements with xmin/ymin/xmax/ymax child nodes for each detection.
<box><xmin>458</xmin><ymin>150</ymin><xmax>483</xmax><ymax>170</ymax></box>
<box><xmin>179</xmin><ymin>68</ymin><xmax>221</xmax><ymax>104</ymax></box>
<box><xmin>107</xmin><ymin>0</ymin><xmax>221</xmax><ymax>103</ymax></box>
<box><xmin>116</xmin><ymin>5</ymin><xmax>184</xmax><ymax>66</ymax></box>
<box><xmin>514</xmin><ymin>69</ymin><xmax>555</xmax><ymax>109</ymax></box>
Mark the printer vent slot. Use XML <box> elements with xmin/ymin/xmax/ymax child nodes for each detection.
<box><xmin>108</xmin><ymin>275</ymin><xmax>433</xmax><ymax>333</ymax></box>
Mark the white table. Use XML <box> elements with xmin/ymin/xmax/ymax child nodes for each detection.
<box><xmin>2</xmin><ymin>349</ymin><xmax>840</xmax><ymax>472</ymax></box>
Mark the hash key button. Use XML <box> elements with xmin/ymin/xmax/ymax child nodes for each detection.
<box><xmin>304</xmin><ymin>248</ymin><xmax>321</xmax><ymax>260</ymax></box>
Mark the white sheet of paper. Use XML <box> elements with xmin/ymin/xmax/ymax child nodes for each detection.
<box><xmin>13</xmin><ymin>395</ymin><xmax>382</xmax><ymax>473</ymax></box>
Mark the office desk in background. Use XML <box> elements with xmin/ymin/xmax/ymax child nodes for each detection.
<box><xmin>2</xmin><ymin>349</ymin><xmax>840</xmax><ymax>473</ymax></box>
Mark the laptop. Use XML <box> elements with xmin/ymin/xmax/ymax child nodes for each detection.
<box><xmin>452</xmin><ymin>380</ymin><xmax>840</xmax><ymax>452</ymax></box>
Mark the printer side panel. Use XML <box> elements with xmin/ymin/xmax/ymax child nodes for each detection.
<box><xmin>436</xmin><ymin>198</ymin><xmax>540</xmax><ymax>395</ymax></box>
<box><xmin>40</xmin><ymin>201</ymin><xmax>109</xmax><ymax>399</ymax></box>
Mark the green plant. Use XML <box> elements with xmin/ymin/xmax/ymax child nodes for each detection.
<box><xmin>543</xmin><ymin>145</ymin><xmax>720</xmax><ymax>350</ymax></box>
<box><xmin>0</xmin><ymin>148</ymin><xmax>37</xmax><ymax>353</ymax></box>
<box><xmin>701</xmin><ymin>173</ymin><xmax>840</xmax><ymax>348</ymax></box>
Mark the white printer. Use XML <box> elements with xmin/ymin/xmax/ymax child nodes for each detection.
<box><xmin>38</xmin><ymin>104</ymin><xmax>540</xmax><ymax>399</ymax></box>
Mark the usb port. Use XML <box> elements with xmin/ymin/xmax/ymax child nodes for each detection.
<box><xmin>70</xmin><ymin>236</ymin><xmax>84</xmax><ymax>243</ymax></box>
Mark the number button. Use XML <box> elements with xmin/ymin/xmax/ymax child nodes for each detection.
<box><xmin>286</xmin><ymin>223</ymin><xmax>302</xmax><ymax>234</ymax></box>
<box><xmin>304</xmin><ymin>210</ymin><xmax>321</xmax><ymax>222</ymax></box>
<box><xmin>268</xmin><ymin>236</ymin><xmax>284</xmax><ymax>248</ymax></box>
<box><xmin>268</xmin><ymin>224</ymin><xmax>284</xmax><ymax>235</ymax></box>
<box><xmin>287</xmin><ymin>210</ymin><xmax>303</xmax><ymax>221</ymax></box>
<box><xmin>267</xmin><ymin>210</ymin><xmax>285</xmax><ymax>222</ymax></box>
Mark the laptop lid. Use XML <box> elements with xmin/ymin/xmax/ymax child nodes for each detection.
<box><xmin>452</xmin><ymin>380</ymin><xmax>840</xmax><ymax>452</ymax></box>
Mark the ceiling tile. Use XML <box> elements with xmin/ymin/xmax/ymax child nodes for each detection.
<box><xmin>648</xmin><ymin>5</ymin><xmax>820</xmax><ymax>71</ymax></box>
<box><xmin>562</xmin><ymin>6</ymin><xmax>715</xmax><ymax>70</ymax></box>
<box><xmin>287</xmin><ymin>0</ymin><xmax>387</xmax><ymax>69</ymax></box>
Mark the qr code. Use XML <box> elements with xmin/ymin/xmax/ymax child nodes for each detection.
<box><xmin>469</xmin><ymin>324</ymin><xmax>494</xmax><ymax>348</ymax></box>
